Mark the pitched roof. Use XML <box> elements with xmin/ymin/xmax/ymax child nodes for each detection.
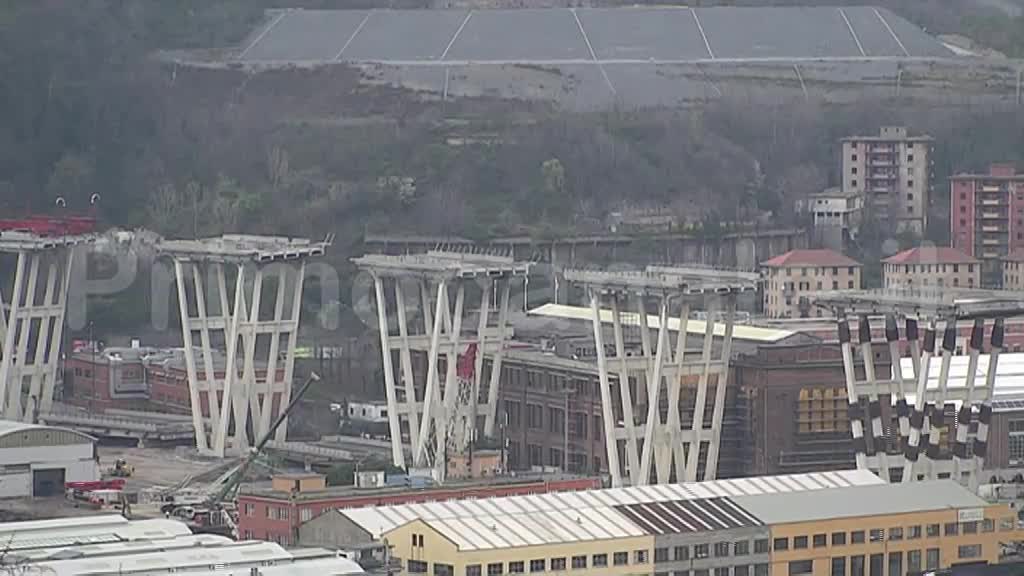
<box><xmin>732</xmin><ymin>480</ymin><xmax>986</xmax><ymax>525</ymax></box>
<box><xmin>882</xmin><ymin>247</ymin><xmax>978</xmax><ymax>265</ymax></box>
<box><xmin>760</xmin><ymin>249</ymin><xmax>860</xmax><ymax>268</ymax></box>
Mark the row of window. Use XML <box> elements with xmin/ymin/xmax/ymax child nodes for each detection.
<box><xmin>657</xmin><ymin>539</ymin><xmax>769</xmax><ymax>562</ymax></box>
<box><xmin>769</xmin><ymin>266</ymin><xmax>858</xmax><ymax>276</ymax></box>
<box><xmin>774</xmin><ymin>519</ymin><xmax>1009</xmax><ymax>552</ymax></box>
<box><xmin>655</xmin><ymin>567</ymin><xmax>769</xmax><ymax>576</ymax></box>
<box><xmin>802</xmin><ymin>546</ymin><xmax>974</xmax><ymax>576</ymax></box>
<box><xmin>460</xmin><ymin>551</ymin><xmax>649</xmax><ymax>575</ymax></box>
<box><xmin>412</xmin><ymin>565</ymin><xmax>774</xmax><ymax>576</ymax></box>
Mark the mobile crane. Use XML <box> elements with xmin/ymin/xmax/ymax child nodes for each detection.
<box><xmin>165</xmin><ymin>372</ymin><xmax>321</xmax><ymax>537</ymax></box>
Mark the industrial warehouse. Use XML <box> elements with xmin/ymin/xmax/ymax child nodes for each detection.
<box><xmin>0</xmin><ymin>514</ymin><xmax>363</xmax><ymax>575</ymax></box>
<box><xmin>315</xmin><ymin>470</ymin><xmax>1021</xmax><ymax>576</ymax></box>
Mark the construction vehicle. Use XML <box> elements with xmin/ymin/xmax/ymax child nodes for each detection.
<box><xmin>165</xmin><ymin>372</ymin><xmax>321</xmax><ymax>537</ymax></box>
<box><xmin>106</xmin><ymin>458</ymin><xmax>134</xmax><ymax>478</ymax></box>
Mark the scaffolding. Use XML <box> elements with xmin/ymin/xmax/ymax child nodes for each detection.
<box><xmin>564</xmin><ymin>265</ymin><xmax>760</xmax><ymax>487</ymax></box>
<box><xmin>0</xmin><ymin>232</ymin><xmax>91</xmax><ymax>422</ymax></box>
<box><xmin>159</xmin><ymin>235</ymin><xmax>330</xmax><ymax>457</ymax></box>
<box><xmin>352</xmin><ymin>249</ymin><xmax>530</xmax><ymax>481</ymax></box>
<box><xmin>816</xmin><ymin>288</ymin><xmax>1024</xmax><ymax>489</ymax></box>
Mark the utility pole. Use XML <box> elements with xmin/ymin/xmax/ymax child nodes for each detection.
<box><xmin>563</xmin><ymin>388</ymin><xmax>570</xmax><ymax>473</ymax></box>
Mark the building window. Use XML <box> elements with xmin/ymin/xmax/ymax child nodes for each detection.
<box><xmin>735</xmin><ymin>566</ymin><xmax>750</xmax><ymax>576</ymax></box>
<box><xmin>300</xmin><ymin>508</ymin><xmax>312</xmax><ymax>522</ymax></box>
<box><xmin>812</xmin><ymin>534</ymin><xmax>827</xmax><ymax>548</ymax></box>
<box><xmin>408</xmin><ymin>561</ymin><xmax>428</xmax><ymax>574</ymax></box>
<box><xmin>695</xmin><ymin>544</ymin><xmax>710</xmax><ymax>559</ymax></box>
<box><xmin>735</xmin><ymin>540</ymin><xmax>749</xmax><ymax>556</ymax></box>
<box><xmin>888</xmin><ymin>527</ymin><xmax>902</xmax><ymax>541</ymax></box>
<box><xmin>908</xmin><ymin>525</ymin><xmax>922</xmax><ymax>539</ymax></box>
<box><xmin>551</xmin><ymin>558</ymin><xmax>566</xmax><ymax>571</ymax></box>
<box><xmin>612</xmin><ymin>552</ymin><xmax>628</xmax><ymax>566</ymax></box>
<box><xmin>852</xmin><ymin>167</ymin><xmax>858</xmax><ymax>175</ymax></box>
<box><xmin>674</xmin><ymin>546</ymin><xmax>689</xmax><ymax>561</ymax></box>
<box><xmin>755</xmin><ymin>539</ymin><xmax>770</xmax><ymax>554</ymax></box>
<box><xmin>591</xmin><ymin>554</ymin><xmax>607</xmax><ymax>567</ymax></box>
<box><xmin>529</xmin><ymin>560</ymin><xmax>545</xmax><ymax>573</ymax></box>
<box><xmin>655</xmin><ymin>548</ymin><xmax>668</xmax><ymax>563</ymax></box>
<box><xmin>926</xmin><ymin>524</ymin><xmax>940</xmax><ymax>537</ymax></box>
<box><xmin>794</xmin><ymin>536</ymin><xmax>808</xmax><ymax>549</ymax></box>
<box><xmin>962</xmin><ymin>521</ymin><xmax>978</xmax><ymax>534</ymax></box>
<box><xmin>908</xmin><ymin>154</ymin><xmax>915</xmax><ymax>162</ymax></box>
<box><xmin>851</xmin><ymin>531</ymin><xmax>865</xmax><ymax>544</ymax></box>
<box><xmin>908</xmin><ymin>180</ymin><xmax>914</xmax><ymax>188</ymax></box>
<box><xmin>958</xmin><ymin>544</ymin><xmax>982</xmax><ymax>559</ymax></box>
<box><xmin>869</xmin><ymin>554</ymin><xmax>883</xmax><ymax>576</ymax></box>
<box><xmin>907</xmin><ymin>550</ymin><xmax>922</xmax><ymax>574</ymax></box>
<box><xmin>852</xmin><ymin>154</ymin><xmax>858</xmax><ymax>161</ymax></box>
<box><xmin>486</xmin><ymin>564</ymin><xmax>503</xmax><ymax>576</ymax></box>
<box><xmin>437</xmin><ymin>564</ymin><xmax>455</xmax><ymax>576</ymax></box>
<box><xmin>848</xmin><ymin>280</ymin><xmax>854</xmax><ymax>289</ymax></box>
<box><xmin>852</xmin><ymin>179</ymin><xmax>858</xmax><ymax>187</ymax></box>
<box><xmin>571</xmin><ymin>555</ymin><xmax>586</xmax><ymax>569</ymax></box>
<box><xmin>714</xmin><ymin>569</ymin><xmax>729</xmax><ymax>576</ymax></box>
<box><xmin>755</xmin><ymin>565</ymin><xmax>769</xmax><ymax>576</ymax></box>
<box><xmin>926</xmin><ymin>549</ymin><xmax>940</xmax><ymax>571</ymax></box>
<box><xmin>507</xmin><ymin>562</ymin><xmax>524</xmax><ymax>574</ymax></box>
<box><xmin>944</xmin><ymin>522</ymin><xmax>959</xmax><ymax>536</ymax></box>
<box><xmin>773</xmin><ymin>538</ymin><xmax>789</xmax><ymax>551</ymax></box>
<box><xmin>714</xmin><ymin>542</ymin><xmax>730</xmax><ymax>557</ymax></box>
<box><xmin>830</xmin><ymin>557</ymin><xmax>845</xmax><ymax>576</ymax></box>
<box><xmin>527</xmin><ymin>404</ymin><xmax>543</xmax><ymax>428</ymax></box>
<box><xmin>788</xmin><ymin>560</ymin><xmax>813</xmax><ymax>575</ymax></box>
<box><xmin>850</xmin><ymin>556</ymin><xmax>864</xmax><ymax>576</ymax></box>
<box><xmin>832</xmin><ymin>532</ymin><xmax>846</xmax><ymax>546</ymax></box>
<box><xmin>908</xmin><ymin>193</ymin><xmax>914</xmax><ymax>200</ymax></box>
<box><xmin>983</xmin><ymin>518</ymin><xmax>995</xmax><ymax>533</ymax></box>
<box><xmin>888</xmin><ymin>552</ymin><xmax>902</xmax><ymax>576</ymax></box>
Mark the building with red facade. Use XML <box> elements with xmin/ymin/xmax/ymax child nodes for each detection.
<box><xmin>237</xmin><ymin>475</ymin><xmax>601</xmax><ymax>545</ymax></box>
<box><xmin>951</xmin><ymin>164</ymin><xmax>1024</xmax><ymax>280</ymax></box>
<box><xmin>64</xmin><ymin>346</ymin><xmax>282</xmax><ymax>417</ymax></box>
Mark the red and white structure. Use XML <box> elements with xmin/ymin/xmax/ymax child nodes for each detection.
<box><xmin>159</xmin><ymin>235</ymin><xmax>330</xmax><ymax>457</ymax></box>
<box><xmin>564</xmin><ymin>265</ymin><xmax>760</xmax><ymax>487</ymax></box>
<box><xmin>353</xmin><ymin>250</ymin><xmax>530</xmax><ymax>481</ymax></box>
<box><xmin>818</xmin><ymin>288</ymin><xmax>1024</xmax><ymax>489</ymax></box>
<box><xmin>0</xmin><ymin>232</ymin><xmax>91</xmax><ymax>422</ymax></box>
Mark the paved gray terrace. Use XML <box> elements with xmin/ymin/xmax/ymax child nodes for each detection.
<box><xmin>239</xmin><ymin>6</ymin><xmax>952</xmax><ymax>64</ymax></box>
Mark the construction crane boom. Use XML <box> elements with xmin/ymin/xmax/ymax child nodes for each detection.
<box><xmin>209</xmin><ymin>371</ymin><xmax>321</xmax><ymax>506</ymax></box>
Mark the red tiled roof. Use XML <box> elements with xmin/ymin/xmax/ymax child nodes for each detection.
<box><xmin>882</xmin><ymin>247</ymin><xmax>978</xmax><ymax>265</ymax></box>
<box><xmin>760</xmin><ymin>249</ymin><xmax>861</xmax><ymax>268</ymax></box>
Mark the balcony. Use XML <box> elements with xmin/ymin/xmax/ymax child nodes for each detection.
<box><xmin>981</xmin><ymin>198</ymin><xmax>1003</xmax><ymax>206</ymax></box>
<box><xmin>983</xmin><ymin>238</ymin><xmax>1002</xmax><ymax>246</ymax></box>
<box><xmin>981</xmin><ymin>212</ymin><xmax>1005</xmax><ymax>219</ymax></box>
<box><xmin>982</xmin><ymin>185</ymin><xmax>1003</xmax><ymax>193</ymax></box>
<box><xmin>982</xmin><ymin>225</ymin><xmax>1005</xmax><ymax>232</ymax></box>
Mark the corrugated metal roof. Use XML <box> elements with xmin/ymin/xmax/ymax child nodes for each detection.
<box><xmin>732</xmin><ymin>480</ymin><xmax>987</xmax><ymax>525</ymax></box>
<box><xmin>614</xmin><ymin>496</ymin><xmax>762</xmax><ymax>535</ymax></box>
<box><xmin>896</xmin><ymin>353</ymin><xmax>1024</xmax><ymax>405</ymax></box>
<box><xmin>340</xmin><ymin>470</ymin><xmax>880</xmax><ymax>549</ymax></box>
<box><xmin>528</xmin><ymin>303</ymin><xmax>795</xmax><ymax>343</ymax></box>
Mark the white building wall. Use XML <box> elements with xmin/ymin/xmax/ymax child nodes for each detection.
<box><xmin>0</xmin><ymin>443</ymin><xmax>98</xmax><ymax>498</ymax></box>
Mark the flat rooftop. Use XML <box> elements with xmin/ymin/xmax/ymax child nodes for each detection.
<box><xmin>815</xmin><ymin>288</ymin><xmax>1024</xmax><ymax>320</ymax></box>
<box><xmin>529</xmin><ymin>303</ymin><xmax>795</xmax><ymax>344</ymax></box>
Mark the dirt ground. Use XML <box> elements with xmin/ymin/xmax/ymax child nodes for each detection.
<box><xmin>96</xmin><ymin>445</ymin><xmax>224</xmax><ymax>492</ymax></box>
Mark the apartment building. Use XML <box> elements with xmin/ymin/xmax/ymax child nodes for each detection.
<box><xmin>842</xmin><ymin>126</ymin><xmax>933</xmax><ymax>234</ymax></box>
<box><xmin>797</xmin><ymin>188</ymin><xmax>864</xmax><ymax>251</ymax></box>
<box><xmin>882</xmin><ymin>247</ymin><xmax>980</xmax><ymax>290</ymax></box>
<box><xmin>323</xmin><ymin>471</ymin><xmax>1021</xmax><ymax>576</ymax></box>
<box><xmin>761</xmin><ymin>250</ymin><xmax>862</xmax><ymax>319</ymax></box>
<box><xmin>951</xmin><ymin>164</ymin><xmax>1024</xmax><ymax>269</ymax></box>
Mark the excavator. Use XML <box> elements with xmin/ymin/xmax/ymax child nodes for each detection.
<box><xmin>164</xmin><ymin>372</ymin><xmax>321</xmax><ymax>537</ymax></box>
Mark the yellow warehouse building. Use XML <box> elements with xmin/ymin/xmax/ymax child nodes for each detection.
<box><xmin>322</xmin><ymin>470</ymin><xmax>1023</xmax><ymax>576</ymax></box>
